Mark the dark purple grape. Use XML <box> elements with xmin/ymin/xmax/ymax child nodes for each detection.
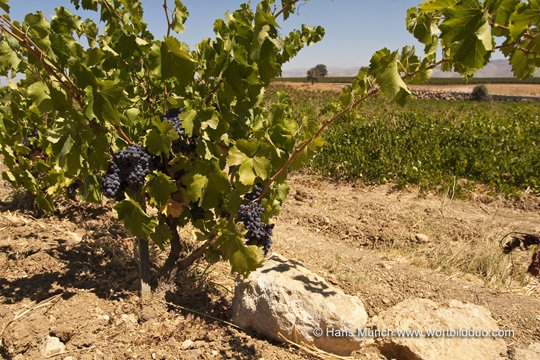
<box><xmin>163</xmin><ymin>108</ymin><xmax>197</xmax><ymax>154</ymax></box>
<box><xmin>22</xmin><ymin>131</ymin><xmax>39</xmax><ymax>154</ymax></box>
<box><xmin>101</xmin><ymin>144</ymin><xmax>152</xmax><ymax>200</ymax></box>
<box><xmin>245</xmin><ymin>183</ymin><xmax>263</xmax><ymax>201</ymax></box>
<box><xmin>237</xmin><ymin>201</ymin><xmax>273</xmax><ymax>256</ymax></box>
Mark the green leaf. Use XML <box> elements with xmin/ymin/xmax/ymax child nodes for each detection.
<box><xmin>230</xmin><ymin>244</ymin><xmax>264</xmax><ymax>278</ymax></box>
<box><xmin>161</xmin><ymin>36</ymin><xmax>196</xmax><ymax>87</ymax></box>
<box><xmin>35</xmin><ymin>193</ymin><xmax>55</xmax><ymax>212</ymax></box>
<box><xmin>150</xmin><ymin>222</ymin><xmax>171</xmax><ymax>251</ymax></box>
<box><xmin>171</xmin><ymin>0</ymin><xmax>189</xmax><ymax>34</ymax></box>
<box><xmin>114</xmin><ymin>199</ymin><xmax>159</xmax><ymax>240</ymax></box>
<box><xmin>145</xmin><ymin>117</ymin><xmax>178</xmax><ymax>157</ymax></box>
<box><xmin>0</xmin><ymin>41</ymin><xmax>20</xmax><ymax>74</ymax></box>
<box><xmin>509</xmin><ymin>48</ymin><xmax>538</xmax><ymax>80</ymax></box>
<box><xmin>213</xmin><ymin>219</ymin><xmax>264</xmax><ymax>278</ymax></box>
<box><xmin>119</xmin><ymin>0</ymin><xmax>146</xmax><ymax>32</ymax></box>
<box><xmin>487</xmin><ymin>0</ymin><xmax>519</xmax><ymax>37</ymax></box>
<box><xmin>146</xmin><ymin>171</ymin><xmax>177</xmax><ymax>208</ymax></box>
<box><xmin>85</xmin><ymin>80</ymin><xmax>128</xmax><ymax>125</ymax></box>
<box><xmin>369</xmin><ymin>49</ymin><xmax>412</xmax><ymax>106</ymax></box>
<box><xmin>339</xmin><ymin>86</ymin><xmax>354</xmax><ymax>108</ymax></box>
<box><xmin>419</xmin><ymin>0</ymin><xmax>457</xmax><ymax>12</ymax></box>
<box><xmin>184</xmin><ymin>160</ymin><xmax>230</xmax><ymax>210</ymax></box>
<box><xmin>509</xmin><ymin>0</ymin><xmax>540</xmax><ymax>40</ymax></box>
<box><xmin>24</xmin><ymin>11</ymin><xmax>50</xmax><ymax>39</ymax></box>
<box><xmin>0</xmin><ymin>0</ymin><xmax>10</xmax><ymax>13</ymax></box>
<box><xmin>27</xmin><ymin>81</ymin><xmax>52</xmax><ymax>112</ymax></box>
<box><xmin>439</xmin><ymin>0</ymin><xmax>493</xmax><ymax>71</ymax></box>
<box><xmin>80</xmin><ymin>173</ymin><xmax>102</xmax><ymax>203</ymax></box>
<box><xmin>227</xmin><ymin>140</ymin><xmax>272</xmax><ymax>185</ymax></box>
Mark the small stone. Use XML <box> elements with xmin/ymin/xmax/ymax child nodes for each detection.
<box><xmin>41</xmin><ymin>336</ymin><xmax>66</xmax><ymax>357</ymax></box>
<box><xmin>188</xmin><ymin>349</ymin><xmax>202</xmax><ymax>358</ymax></box>
<box><xmin>415</xmin><ymin>233</ymin><xmax>429</xmax><ymax>243</ymax></box>
<box><xmin>181</xmin><ymin>339</ymin><xmax>194</xmax><ymax>350</ymax></box>
<box><xmin>513</xmin><ymin>342</ymin><xmax>540</xmax><ymax>360</ymax></box>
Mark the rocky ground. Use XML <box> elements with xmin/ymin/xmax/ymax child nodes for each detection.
<box><xmin>1</xmin><ymin>168</ymin><xmax>539</xmax><ymax>359</ymax></box>
<box><xmin>1</xmin><ymin>83</ymin><xmax>540</xmax><ymax>359</ymax></box>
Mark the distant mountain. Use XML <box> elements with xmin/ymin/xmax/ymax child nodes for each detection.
<box><xmin>281</xmin><ymin>59</ymin><xmax>540</xmax><ymax>78</ymax></box>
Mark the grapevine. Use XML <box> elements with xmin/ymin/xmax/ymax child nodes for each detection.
<box><xmin>0</xmin><ymin>0</ymin><xmax>539</xmax><ymax>294</ymax></box>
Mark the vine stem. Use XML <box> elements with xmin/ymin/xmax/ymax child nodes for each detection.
<box><xmin>204</xmin><ymin>78</ymin><xmax>224</xmax><ymax>106</ymax></box>
<box><xmin>176</xmin><ymin>234</ymin><xmax>218</xmax><ymax>272</ymax></box>
<box><xmin>274</xmin><ymin>0</ymin><xmax>302</xmax><ymax>18</ymax></box>
<box><xmin>163</xmin><ymin>0</ymin><xmax>172</xmax><ymax>37</ymax></box>
<box><xmin>101</xmin><ymin>0</ymin><xmax>125</xmax><ymax>25</ymax></box>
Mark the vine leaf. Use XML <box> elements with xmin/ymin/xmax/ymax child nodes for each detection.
<box><xmin>161</xmin><ymin>36</ymin><xmax>196</xmax><ymax>87</ymax></box>
<box><xmin>150</xmin><ymin>222</ymin><xmax>171</xmax><ymax>251</ymax></box>
<box><xmin>161</xmin><ymin>197</ymin><xmax>186</xmax><ymax>218</ymax></box>
<box><xmin>509</xmin><ymin>0</ymin><xmax>540</xmax><ymax>40</ymax></box>
<box><xmin>118</xmin><ymin>0</ymin><xmax>146</xmax><ymax>32</ymax></box>
<box><xmin>145</xmin><ymin>117</ymin><xmax>178</xmax><ymax>157</ymax></box>
<box><xmin>146</xmin><ymin>171</ymin><xmax>177</xmax><ymax>208</ymax></box>
<box><xmin>0</xmin><ymin>0</ymin><xmax>10</xmax><ymax>13</ymax></box>
<box><xmin>171</xmin><ymin>0</ymin><xmax>189</xmax><ymax>34</ymax></box>
<box><xmin>0</xmin><ymin>42</ymin><xmax>20</xmax><ymax>73</ymax></box>
<box><xmin>419</xmin><ymin>0</ymin><xmax>457</xmax><ymax>12</ymax></box>
<box><xmin>114</xmin><ymin>199</ymin><xmax>159</xmax><ymax>240</ymax></box>
<box><xmin>509</xmin><ymin>48</ymin><xmax>538</xmax><ymax>79</ymax></box>
<box><xmin>85</xmin><ymin>80</ymin><xmax>128</xmax><ymax>125</ymax></box>
<box><xmin>439</xmin><ymin>0</ymin><xmax>493</xmax><ymax>72</ymax></box>
<box><xmin>184</xmin><ymin>161</ymin><xmax>230</xmax><ymax>210</ymax></box>
<box><xmin>213</xmin><ymin>219</ymin><xmax>264</xmax><ymax>278</ymax></box>
<box><xmin>27</xmin><ymin>81</ymin><xmax>53</xmax><ymax>112</ymax></box>
<box><xmin>487</xmin><ymin>0</ymin><xmax>520</xmax><ymax>36</ymax></box>
<box><xmin>227</xmin><ymin>140</ymin><xmax>272</xmax><ymax>185</ymax></box>
<box><xmin>369</xmin><ymin>49</ymin><xmax>412</xmax><ymax>106</ymax></box>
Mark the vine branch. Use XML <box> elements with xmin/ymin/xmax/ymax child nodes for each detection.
<box><xmin>274</xmin><ymin>0</ymin><xmax>302</xmax><ymax>18</ymax></box>
<box><xmin>176</xmin><ymin>234</ymin><xmax>218</xmax><ymax>272</ymax></box>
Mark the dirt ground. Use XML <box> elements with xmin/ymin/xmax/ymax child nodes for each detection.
<box><xmin>1</xmin><ymin>169</ymin><xmax>539</xmax><ymax>359</ymax></box>
<box><xmin>275</xmin><ymin>81</ymin><xmax>540</xmax><ymax>97</ymax></box>
<box><xmin>1</xmin><ymin>86</ymin><xmax>540</xmax><ymax>359</ymax></box>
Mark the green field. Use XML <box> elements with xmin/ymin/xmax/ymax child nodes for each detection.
<box><xmin>266</xmin><ymin>84</ymin><xmax>540</xmax><ymax>197</ymax></box>
<box><xmin>273</xmin><ymin>77</ymin><xmax>540</xmax><ymax>85</ymax></box>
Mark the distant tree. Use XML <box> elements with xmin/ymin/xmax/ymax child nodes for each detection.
<box><xmin>306</xmin><ymin>67</ymin><xmax>320</xmax><ymax>84</ymax></box>
<box><xmin>315</xmin><ymin>64</ymin><xmax>328</xmax><ymax>77</ymax></box>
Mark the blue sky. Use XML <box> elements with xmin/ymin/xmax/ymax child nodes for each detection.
<box><xmin>5</xmin><ymin>0</ymin><xmax>432</xmax><ymax>71</ymax></box>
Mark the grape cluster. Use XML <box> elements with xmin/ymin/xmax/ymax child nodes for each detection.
<box><xmin>65</xmin><ymin>182</ymin><xmax>79</xmax><ymax>200</ymax></box>
<box><xmin>101</xmin><ymin>144</ymin><xmax>152</xmax><ymax>200</ymax></box>
<box><xmin>237</xmin><ymin>202</ymin><xmax>273</xmax><ymax>256</ymax></box>
<box><xmin>245</xmin><ymin>183</ymin><xmax>263</xmax><ymax>201</ymax></box>
<box><xmin>21</xmin><ymin>131</ymin><xmax>40</xmax><ymax>158</ymax></box>
<box><xmin>22</xmin><ymin>131</ymin><xmax>39</xmax><ymax>148</ymax></box>
<box><xmin>163</xmin><ymin>108</ymin><xmax>197</xmax><ymax>154</ymax></box>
